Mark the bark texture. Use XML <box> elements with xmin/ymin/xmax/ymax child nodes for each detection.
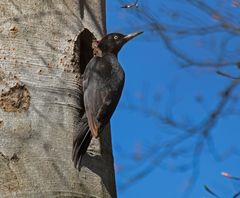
<box><xmin>0</xmin><ymin>0</ymin><xmax>116</xmax><ymax>197</ymax></box>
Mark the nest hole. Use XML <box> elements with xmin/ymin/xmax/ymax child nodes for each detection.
<box><xmin>73</xmin><ymin>29</ymin><xmax>95</xmax><ymax>74</ymax></box>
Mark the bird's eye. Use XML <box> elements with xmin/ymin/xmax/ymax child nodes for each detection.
<box><xmin>114</xmin><ymin>35</ymin><xmax>118</xmax><ymax>40</ymax></box>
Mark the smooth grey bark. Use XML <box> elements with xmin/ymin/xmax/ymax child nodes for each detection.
<box><xmin>0</xmin><ymin>1</ymin><xmax>116</xmax><ymax>197</ymax></box>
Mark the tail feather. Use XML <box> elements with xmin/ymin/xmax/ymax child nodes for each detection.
<box><xmin>72</xmin><ymin>115</ymin><xmax>92</xmax><ymax>170</ymax></box>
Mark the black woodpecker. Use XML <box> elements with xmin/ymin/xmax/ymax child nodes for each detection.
<box><xmin>72</xmin><ymin>31</ymin><xmax>143</xmax><ymax>170</ymax></box>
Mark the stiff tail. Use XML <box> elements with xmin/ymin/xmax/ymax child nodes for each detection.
<box><xmin>72</xmin><ymin>115</ymin><xmax>92</xmax><ymax>170</ymax></box>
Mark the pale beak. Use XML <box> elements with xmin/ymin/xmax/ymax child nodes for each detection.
<box><xmin>123</xmin><ymin>31</ymin><xmax>143</xmax><ymax>42</ymax></box>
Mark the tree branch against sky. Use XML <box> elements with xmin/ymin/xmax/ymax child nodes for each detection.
<box><xmin>107</xmin><ymin>1</ymin><xmax>240</xmax><ymax>197</ymax></box>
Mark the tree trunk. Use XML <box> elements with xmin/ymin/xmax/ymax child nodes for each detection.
<box><xmin>0</xmin><ymin>1</ymin><xmax>116</xmax><ymax>197</ymax></box>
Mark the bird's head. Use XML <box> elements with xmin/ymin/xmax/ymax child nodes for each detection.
<box><xmin>97</xmin><ymin>32</ymin><xmax>143</xmax><ymax>56</ymax></box>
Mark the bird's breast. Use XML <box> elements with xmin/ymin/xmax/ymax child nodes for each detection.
<box><xmin>83</xmin><ymin>55</ymin><xmax>125</xmax><ymax>92</ymax></box>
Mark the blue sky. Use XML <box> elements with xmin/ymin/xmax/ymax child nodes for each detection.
<box><xmin>106</xmin><ymin>1</ymin><xmax>240</xmax><ymax>197</ymax></box>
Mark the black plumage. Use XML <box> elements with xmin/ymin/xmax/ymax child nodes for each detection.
<box><xmin>72</xmin><ymin>32</ymin><xmax>143</xmax><ymax>170</ymax></box>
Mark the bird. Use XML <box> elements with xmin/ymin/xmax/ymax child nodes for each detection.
<box><xmin>72</xmin><ymin>31</ymin><xmax>143</xmax><ymax>170</ymax></box>
<box><xmin>121</xmin><ymin>0</ymin><xmax>139</xmax><ymax>9</ymax></box>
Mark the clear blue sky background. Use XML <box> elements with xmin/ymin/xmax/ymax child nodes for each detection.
<box><xmin>106</xmin><ymin>1</ymin><xmax>240</xmax><ymax>197</ymax></box>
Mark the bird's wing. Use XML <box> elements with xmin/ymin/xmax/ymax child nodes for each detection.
<box><xmin>85</xmin><ymin>108</ymin><xmax>99</xmax><ymax>138</ymax></box>
<box><xmin>83</xmin><ymin>81</ymin><xmax>107</xmax><ymax>138</ymax></box>
<box><xmin>83</xmin><ymin>55</ymin><xmax>125</xmax><ymax>138</ymax></box>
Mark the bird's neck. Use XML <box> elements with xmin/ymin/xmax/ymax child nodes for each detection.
<box><xmin>102</xmin><ymin>51</ymin><xmax>118</xmax><ymax>57</ymax></box>
<box><xmin>98</xmin><ymin>45</ymin><xmax>120</xmax><ymax>57</ymax></box>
